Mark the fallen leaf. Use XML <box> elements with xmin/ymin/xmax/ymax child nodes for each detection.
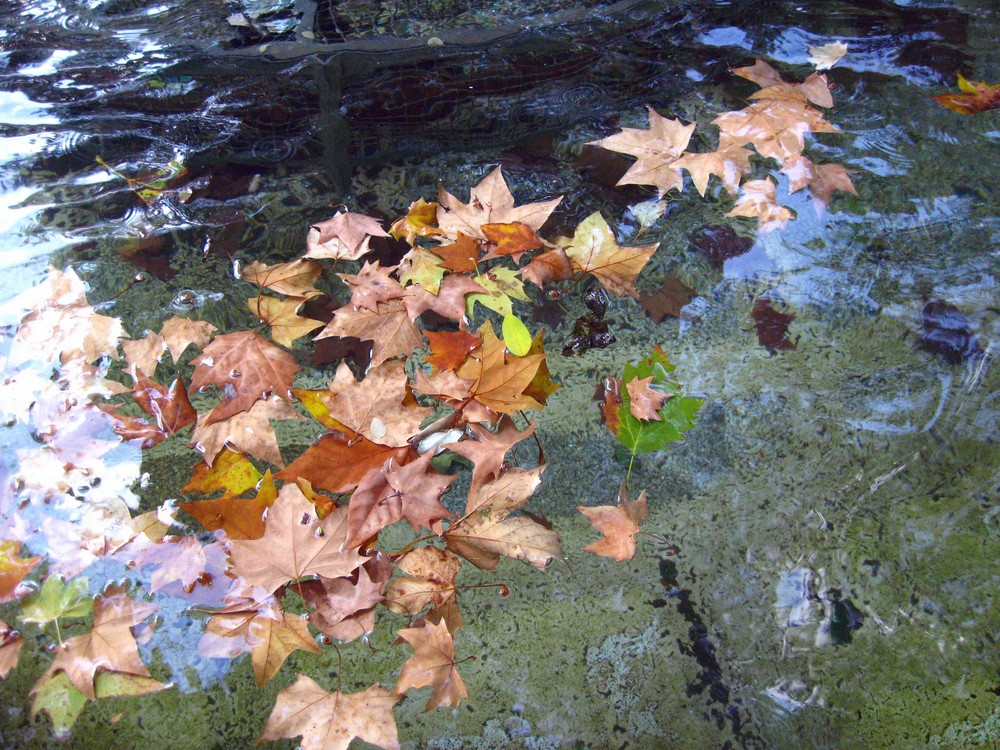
<box><xmin>437</xmin><ymin>166</ymin><xmax>562</xmax><ymax>240</ymax></box>
<box><xmin>338</xmin><ymin>261</ymin><xmax>407</xmax><ymax>311</ymax></box>
<box><xmin>587</xmin><ymin>108</ymin><xmax>695</xmax><ymax>195</ymax></box>
<box><xmin>429</xmin><ymin>232</ymin><xmax>481</xmax><ymax>272</ymax></box>
<box><xmin>0</xmin><ymin>618</ymin><xmax>23</xmax><ymax>678</ymax></box>
<box><xmin>444</xmin><ymin>418</ymin><xmax>535</xmax><ymax>489</ymax></box>
<box><xmin>481</xmin><ymin>221</ymin><xmax>545</xmax><ymax>258</ymax></box>
<box><xmin>932</xmin><ymin>73</ymin><xmax>1000</xmax><ymax>114</ymax></box>
<box><xmin>390</xmin><ymin>198</ymin><xmax>443</xmax><ymax>244</ymax></box>
<box><xmin>247</xmin><ymin>295</ymin><xmax>325</xmax><ymax>348</ymax></box>
<box><xmin>131</xmin><ymin>374</ymin><xmax>196</xmax><ymax>437</ymax></box>
<box><xmin>159</xmin><ymin>316</ymin><xmax>217</xmax><ymax>363</ymax></box>
<box><xmin>751</xmin><ymin>297</ymin><xmax>796</xmax><ymax>351</ymax></box>
<box><xmin>191</xmin><ymin>331</ymin><xmax>299</xmax><ymax>425</ymax></box>
<box><xmin>306</xmin><ymin>210</ymin><xmax>389</xmax><ymax>260</ymax></box>
<box><xmin>714</xmin><ymin>99</ymin><xmax>838</xmax><ymax>164</ymax></box>
<box><xmin>689</xmin><ymin>224</ymin><xmax>754</xmax><ymax>261</ymax></box>
<box><xmin>191</xmin><ymin>395</ymin><xmax>302</xmax><ymax>467</ymax></box>
<box><xmin>395</xmin><ymin>619</ymin><xmax>467</xmax><ymax>711</ymax></box>
<box><xmin>578</xmin><ymin>483</ymin><xmax>649</xmax><ymax>561</ymax></box>
<box><xmin>384</xmin><ymin>546</ymin><xmax>463</xmax><ymax>627</ymax></box>
<box><xmin>182</xmin><ymin>448</ymin><xmax>263</xmax><ymax>499</ymax></box>
<box><xmin>726</xmin><ymin>178</ymin><xmax>794</xmax><ymax>232</ymax></box>
<box><xmin>258</xmin><ymin>675</ymin><xmax>400</xmax><ymax>750</ymax></box>
<box><xmin>200</xmin><ymin>596</ymin><xmax>320</xmax><ymax>686</ymax></box>
<box><xmin>242</xmin><ymin>259</ymin><xmax>324</xmax><ymax>298</ymax></box>
<box><xmin>0</xmin><ymin>540</ymin><xmax>42</xmax><ymax>604</ymax></box>
<box><xmin>180</xmin><ymin>469</ymin><xmax>276</xmax><ymax>541</ymax></box>
<box><xmin>315</xmin><ymin>299</ymin><xmax>423</xmax><ymax>368</ymax></box>
<box><xmin>626</xmin><ymin>376</ymin><xmax>670</xmax><ymax>420</ymax></box>
<box><xmin>121</xmin><ymin>333</ymin><xmax>167</xmax><ymax>377</ymax></box>
<box><xmin>455</xmin><ymin>321</ymin><xmax>544</xmax><ymax>416</ymax></box>
<box><xmin>322</xmin><ymin>360</ymin><xmax>432</xmax><ymax>447</ymax></box>
<box><xmin>278</xmin><ymin>432</ymin><xmax>412</xmax><ymax>495</ymax></box>
<box><xmin>20</xmin><ymin>575</ymin><xmax>93</xmax><ymax>625</ymax></box>
<box><xmin>562</xmin><ymin>212</ymin><xmax>658</xmax><ymax>298</ymax></box>
<box><xmin>299</xmin><ymin>565</ymin><xmax>386</xmax><ymax>642</ymax></box>
<box><xmin>229</xmin><ymin>484</ymin><xmax>365</xmax><ymax>595</ymax></box>
<box><xmin>808</xmin><ymin>41</ymin><xmax>848</xmax><ymax>71</ymax></box>
<box><xmin>733</xmin><ymin>58</ymin><xmax>833</xmax><ymax>108</ymax></box>
<box><xmin>423</xmin><ymin>329</ymin><xmax>482</xmax><ymax>372</ymax></box>
<box><xmin>672</xmin><ymin>142</ymin><xmax>752</xmax><ymax>197</ymax></box>
<box><xmin>397</xmin><ymin>249</ymin><xmax>446</xmax><ymax>294</ymax></box>
<box><xmin>640</xmin><ymin>275</ymin><xmax>695</xmax><ymax>322</ymax></box>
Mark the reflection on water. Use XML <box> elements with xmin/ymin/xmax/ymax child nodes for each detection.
<box><xmin>0</xmin><ymin>0</ymin><xmax>997</xmax><ymax>748</ymax></box>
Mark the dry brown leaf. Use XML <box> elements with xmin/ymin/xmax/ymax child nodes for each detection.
<box><xmin>395</xmin><ymin>619</ymin><xmax>467</xmax><ymax>711</ymax></box>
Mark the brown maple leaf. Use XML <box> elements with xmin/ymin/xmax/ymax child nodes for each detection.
<box><xmin>444</xmin><ymin>466</ymin><xmax>562</xmax><ymax>570</ymax></box>
<box><xmin>37</xmin><ymin>585</ymin><xmax>167</xmax><ymax>700</ymax></box>
<box><xmin>714</xmin><ymin>98</ymin><xmax>839</xmax><ymax>164</ymax></box>
<box><xmin>247</xmin><ymin>295</ymin><xmax>325</xmax><ymax>348</ymax></box>
<box><xmin>455</xmin><ymin>321</ymin><xmax>544</xmax><ymax>416</ymax></box>
<box><xmin>229</xmin><ymin>484</ymin><xmax>365</xmax><ymax>595</ymax></box>
<box><xmin>192</xmin><ymin>395</ymin><xmax>301</xmax><ymax>467</ymax></box>
<box><xmin>640</xmin><ymin>275</ymin><xmax>696</xmax><ymax>323</ymax></box>
<box><xmin>159</xmin><ymin>316</ymin><xmax>216</xmax><ymax>363</ymax></box>
<box><xmin>190</xmin><ymin>331</ymin><xmax>299</xmax><ymax>425</ymax></box>
<box><xmin>241</xmin><ymin>259</ymin><xmax>324</xmax><ymax>298</ymax></box>
<box><xmin>751</xmin><ymin>297</ymin><xmax>797</xmax><ymax>351</ymax></box>
<box><xmin>578</xmin><ymin>483</ymin><xmax>649</xmax><ymax>561</ymax></box>
<box><xmin>131</xmin><ymin>374</ymin><xmax>196</xmax><ymax>436</ymax></box>
<box><xmin>345</xmin><ymin>452</ymin><xmax>456</xmax><ymax>547</ymax></box>
<box><xmin>401</xmin><ymin>274</ymin><xmax>486</xmax><ymax>323</ymax></box>
<box><xmin>671</xmin><ymin>142</ymin><xmax>752</xmax><ymax>197</ymax></box>
<box><xmin>305</xmin><ymin>210</ymin><xmax>390</xmax><ymax>261</ymax></box>
<box><xmin>315</xmin><ymin>299</ymin><xmax>423</xmax><ymax>368</ymax></box>
<box><xmin>443</xmin><ymin>417</ymin><xmax>535</xmax><ymax>489</ymax></box>
<box><xmin>199</xmin><ymin>596</ymin><xmax>320</xmax><ymax>686</ymax></box>
<box><xmin>278</xmin><ymin>431</ymin><xmax>413</xmax><ymax>495</ymax></box>
<box><xmin>121</xmin><ymin>333</ymin><xmax>167</xmax><ymax>376</ymax></box>
<box><xmin>337</xmin><ymin>261</ymin><xmax>406</xmax><ymax>311</ymax></box>
<box><xmin>625</xmin><ymin>376</ymin><xmax>671</xmax><ymax>420</ymax></box>
<box><xmin>322</xmin><ymin>360</ymin><xmax>432</xmax><ymax>447</ymax></box>
<box><xmin>429</xmin><ymin>232</ymin><xmax>481</xmax><ymax>272</ymax></box>
<box><xmin>520</xmin><ymin>247</ymin><xmax>574</xmax><ymax>288</ymax></box>
<box><xmin>384</xmin><ymin>546</ymin><xmax>463</xmax><ymax>627</ymax></box>
<box><xmin>258</xmin><ymin>675</ymin><xmax>400</xmax><ymax>750</ymax></box>
<box><xmin>299</xmin><ymin>565</ymin><xmax>386</xmax><ymax>642</ymax></box>
<box><xmin>437</xmin><ymin>166</ymin><xmax>562</xmax><ymax>240</ymax></box>
<box><xmin>0</xmin><ymin>618</ymin><xmax>23</xmax><ymax>678</ymax></box>
<box><xmin>733</xmin><ymin>58</ymin><xmax>833</xmax><ymax>108</ymax></box>
<box><xmin>423</xmin><ymin>329</ymin><xmax>482</xmax><ymax>372</ymax></box>
<box><xmin>726</xmin><ymin>178</ymin><xmax>794</xmax><ymax>232</ymax></box>
<box><xmin>587</xmin><ymin>107</ymin><xmax>695</xmax><ymax>195</ymax></box>
<box><xmin>395</xmin><ymin>619</ymin><xmax>467</xmax><ymax>711</ymax></box>
<box><xmin>561</xmin><ymin>212</ymin><xmax>658</xmax><ymax>298</ymax></box>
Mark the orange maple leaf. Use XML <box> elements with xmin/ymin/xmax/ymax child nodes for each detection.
<box><xmin>578</xmin><ymin>483</ymin><xmax>649</xmax><ymax>561</ymax></box>
<box><xmin>455</xmin><ymin>322</ymin><xmax>545</xmax><ymax>416</ymax></box>
<box><xmin>933</xmin><ymin>73</ymin><xmax>1000</xmax><ymax>114</ymax></box>
<box><xmin>315</xmin><ymin>299</ymin><xmax>423</xmax><ymax>368</ymax></box>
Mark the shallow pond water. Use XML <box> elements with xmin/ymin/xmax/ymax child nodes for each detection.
<box><xmin>0</xmin><ymin>1</ymin><xmax>997</xmax><ymax>748</ymax></box>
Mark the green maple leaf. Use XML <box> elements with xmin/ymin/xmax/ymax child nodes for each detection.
<box><xmin>466</xmin><ymin>266</ymin><xmax>528</xmax><ymax>317</ymax></box>
<box><xmin>614</xmin><ymin>347</ymin><xmax>703</xmax><ymax>457</ymax></box>
<box><xmin>21</xmin><ymin>576</ymin><xmax>93</xmax><ymax>625</ymax></box>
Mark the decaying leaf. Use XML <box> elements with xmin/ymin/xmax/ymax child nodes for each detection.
<box><xmin>932</xmin><ymin>73</ymin><xmax>1000</xmax><ymax>114</ymax></box>
<box><xmin>395</xmin><ymin>619</ymin><xmax>467</xmax><ymax>711</ymax></box>
<box><xmin>578</xmin><ymin>482</ymin><xmax>649</xmax><ymax>561</ymax></box>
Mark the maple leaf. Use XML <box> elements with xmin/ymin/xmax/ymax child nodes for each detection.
<box><xmin>322</xmin><ymin>360</ymin><xmax>432</xmax><ymax>447</ymax></box>
<box><xmin>726</xmin><ymin>178</ymin><xmax>794</xmax><ymax>232</ymax></box>
<box><xmin>132</xmin><ymin>373</ymin><xmax>196</xmax><ymax>436</ymax></box>
<box><xmin>395</xmin><ymin>619</ymin><xmax>467</xmax><ymax>711</ymax></box>
<box><xmin>423</xmin><ymin>329</ymin><xmax>482</xmax><ymax>372</ymax></box>
<box><xmin>182</xmin><ymin>448</ymin><xmax>263</xmax><ymax>500</ymax></box>
<box><xmin>229</xmin><ymin>484</ymin><xmax>365</xmax><ymax>595</ymax></box>
<box><xmin>190</xmin><ymin>331</ymin><xmax>299</xmax><ymax>425</ymax></box>
<box><xmin>200</xmin><ymin>596</ymin><xmax>320</xmax><ymax>686</ymax></box>
<box><xmin>305</xmin><ymin>210</ymin><xmax>390</xmax><ymax>260</ymax></box>
<box><xmin>444</xmin><ymin>417</ymin><xmax>535</xmax><ymax>489</ymax></box>
<box><xmin>247</xmin><ymin>295</ymin><xmax>325</xmax><ymax>348</ymax></box>
<box><xmin>37</xmin><ymin>585</ymin><xmax>167</xmax><ymax>700</ymax></box>
<box><xmin>0</xmin><ymin>618</ymin><xmax>23</xmax><ymax>679</ymax></box>
<box><xmin>455</xmin><ymin>321</ymin><xmax>545</xmax><ymax>416</ymax></box>
<box><xmin>751</xmin><ymin>297</ymin><xmax>796</xmax><ymax>351</ymax></box>
<box><xmin>520</xmin><ymin>247</ymin><xmax>574</xmax><ymax>288</ymax></box>
<box><xmin>242</xmin><ymin>259</ymin><xmax>324</xmax><ymax>298</ymax></box>
<box><xmin>733</xmin><ymin>58</ymin><xmax>833</xmax><ymax>108</ymax></box>
<box><xmin>588</xmin><ymin>108</ymin><xmax>695</xmax><ymax>195</ymax></box>
<box><xmin>384</xmin><ymin>546</ymin><xmax>463</xmax><ymax>625</ymax></box>
<box><xmin>444</xmin><ymin>466</ymin><xmax>561</xmax><ymax>570</ymax></box>
<box><xmin>429</xmin><ymin>232</ymin><xmax>481</xmax><ymax>272</ymax></box>
<box><xmin>299</xmin><ymin>564</ymin><xmax>386</xmax><ymax>641</ymax></box>
<box><xmin>315</xmin><ymin>299</ymin><xmax>423</xmax><ymax>368</ymax></box>
<box><xmin>389</xmin><ymin>197</ymin><xmax>443</xmax><ymax>244</ymax></box>
<box><xmin>933</xmin><ymin>73</ymin><xmax>1000</xmax><ymax>114</ymax></box>
<box><xmin>181</xmin><ymin>468</ymin><xmax>276</xmax><ymax>541</ymax></box>
<box><xmin>640</xmin><ymin>274</ymin><xmax>696</xmax><ymax>323</ymax></box>
<box><xmin>397</xmin><ymin>249</ymin><xmax>446</xmax><ymax>294</ymax></box>
<box><xmin>437</xmin><ymin>166</ymin><xmax>562</xmax><ymax>240</ymax></box>
<box><xmin>159</xmin><ymin>316</ymin><xmax>216</xmax><ymax>362</ymax></box>
<box><xmin>143</xmin><ymin>535</ymin><xmax>209</xmax><ymax>593</ymax></box>
<box><xmin>578</xmin><ymin>483</ymin><xmax>649</xmax><ymax>561</ymax></box>
<box><xmin>258</xmin><ymin>675</ymin><xmax>400</xmax><ymax>750</ymax></box>
<box><xmin>338</xmin><ymin>261</ymin><xmax>407</xmax><ymax>311</ymax></box>
<box><xmin>671</xmin><ymin>142</ymin><xmax>752</xmax><ymax>197</ymax></box>
<box><xmin>626</xmin><ymin>376</ymin><xmax>671</xmax><ymax>420</ymax></box>
<box><xmin>465</xmin><ymin>266</ymin><xmax>529</xmax><ymax>317</ymax></box>
<box><xmin>714</xmin><ymin>98</ymin><xmax>839</xmax><ymax>164</ymax></box>
<box><xmin>0</xmin><ymin>540</ymin><xmax>42</xmax><ymax>604</ymax></box>
<box><xmin>401</xmin><ymin>273</ymin><xmax>486</xmax><ymax>322</ymax></box>
<box><xmin>808</xmin><ymin>41</ymin><xmax>848</xmax><ymax>71</ymax></box>
<box><xmin>20</xmin><ymin>575</ymin><xmax>94</xmax><ymax>626</ymax></box>
<box><xmin>346</xmin><ymin>451</ymin><xmax>456</xmax><ymax>547</ymax></box>
<box><xmin>191</xmin><ymin>395</ymin><xmax>301</xmax><ymax>467</ymax></box>
<box><xmin>481</xmin><ymin>221</ymin><xmax>545</xmax><ymax>259</ymax></box>
<box><xmin>561</xmin><ymin>212</ymin><xmax>657</xmax><ymax>298</ymax></box>
<box><xmin>121</xmin><ymin>333</ymin><xmax>166</xmax><ymax>377</ymax></box>
<box><xmin>278</xmin><ymin>431</ymin><xmax>413</xmax><ymax>495</ymax></box>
